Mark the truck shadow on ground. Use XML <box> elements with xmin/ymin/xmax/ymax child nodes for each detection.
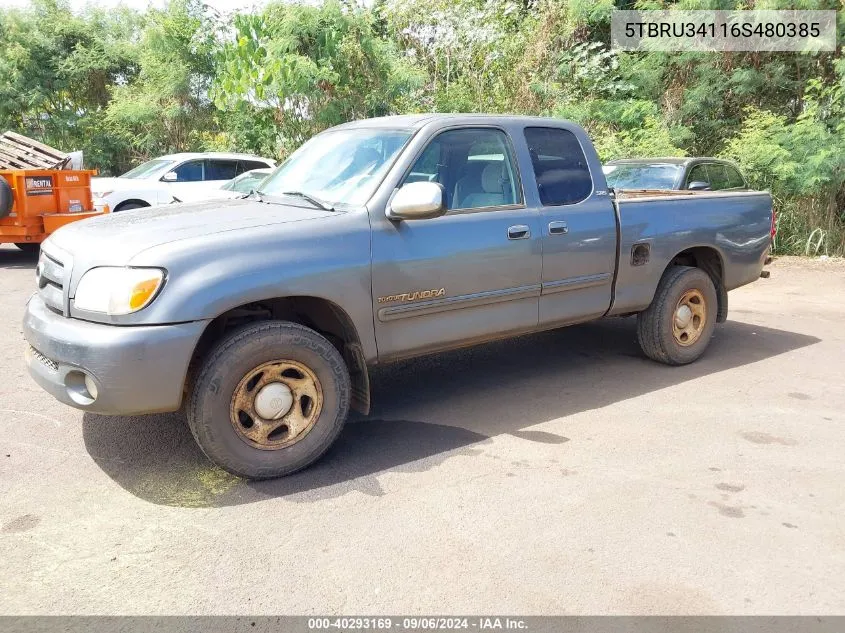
<box><xmin>0</xmin><ymin>246</ymin><xmax>38</xmax><ymax>270</ymax></box>
<box><xmin>82</xmin><ymin>317</ymin><xmax>819</xmax><ymax>508</ymax></box>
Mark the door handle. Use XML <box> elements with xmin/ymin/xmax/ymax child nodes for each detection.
<box><xmin>548</xmin><ymin>221</ymin><xmax>568</xmax><ymax>235</ymax></box>
<box><xmin>507</xmin><ymin>225</ymin><xmax>530</xmax><ymax>240</ymax></box>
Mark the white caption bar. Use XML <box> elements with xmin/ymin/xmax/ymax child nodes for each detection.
<box><xmin>611</xmin><ymin>10</ymin><xmax>837</xmax><ymax>52</ymax></box>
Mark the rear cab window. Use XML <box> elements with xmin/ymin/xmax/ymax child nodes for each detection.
<box><xmin>523</xmin><ymin>127</ymin><xmax>592</xmax><ymax>205</ymax></box>
<box><xmin>604</xmin><ymin>163</ymin><xmax>682</xmax><ymax>190</ymax></box>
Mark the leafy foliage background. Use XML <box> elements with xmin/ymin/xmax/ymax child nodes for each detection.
<box><xmin>1</xmin><ymin>0</ymin><xmax>842</xmax><ymax>254</ymax></box>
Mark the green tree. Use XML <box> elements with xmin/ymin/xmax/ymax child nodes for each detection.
<box><xmin>0</xmin><ymin>0</ymin><xmax>842</xmax><ymax>253</ymax></box>
<box><xmin>722</xmin><ymin>77</ymin><xmax>845</xmax><ymax>255</ymax></box>
<box><xmin>0</xmin><ymin>0</ymin><xmax>141</xmax><ymax>171</ymax></box>
<box><xmin>104</xmin><ymin>0</ymin><xmax>222</xmax><ymax>166</ymax></box>
<box><xmin>213</xmin><ymin>0</ymin><xmax>422</xmax><ymax>156</ymax></box>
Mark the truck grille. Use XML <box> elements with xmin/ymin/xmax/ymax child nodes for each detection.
<box><xmin>29</xmin><ymin>345</ymin><xmax>58</xmax><ymax>372</ymax></box>
<box><xmin>36</xmin><ymin>248</ymin><xmax>67</xmax><ymax>314</ymax></box>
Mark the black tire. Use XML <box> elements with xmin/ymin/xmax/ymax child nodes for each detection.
<box><xmin>14</xmin><ymin>242</ymin><xmax>40</xmax><ymax>255</ymax></box>
<box><xmin>186</xmin><ymin>321</ymin><xmax>351</xmax><ymax>479</ymax></box>
<box><xmin>0</xmin><ymin>178</ymin><xmax>12</xmax><ymax>219</ymax></box>
<box><xmin>637</xmin><ymin>266</ymin><xmax>718</xmax><ymax>365</ymax></box>
<box><xmin>115</xmin><ymin>202</ymin><xmax>148</xmax><ymax>212</ymax></box>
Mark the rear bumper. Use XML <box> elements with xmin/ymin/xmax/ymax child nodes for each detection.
<box><xmin>23</xmin><ymin>294</ymin><xmax>208</xmax><ymax>416</ymax></box>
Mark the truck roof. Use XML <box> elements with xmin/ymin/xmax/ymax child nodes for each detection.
<box><xmin>605</xmin><ymin>157</ymin><xmax>732</xmax><ymax>166</ymax></box>
<box><xmin>333</xmin><ymin>114</ymin><xmax>585</xmax><ymax>130</ymax></box>
<box><xmin>155</xmin><ymin>152</ymin><xmax>274</xmax><ymax>162</ymax></box>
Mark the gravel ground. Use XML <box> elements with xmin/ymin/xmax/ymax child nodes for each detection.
<box><xmin>1</xmin><ymin>246</ymin><xmax>844</xmax><ymax>615</ymax></box>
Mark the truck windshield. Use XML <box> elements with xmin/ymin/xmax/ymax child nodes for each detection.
<box><xmin>259</xmin><ymin>128</ymin><xmax>412</xmax><ymax>207</ymax></box>
<box><xmin>604</xmin><ymin>164</ymin><xmax>682</xmax><ymax>190</ymax></box>
<box><xmin>121</xmin><ymin>159</ymin><xmax>176</xmax><ymax>179</ymax></box>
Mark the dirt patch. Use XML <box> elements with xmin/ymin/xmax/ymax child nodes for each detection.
<box><xmin>770</xmin><ymin>256</ymin><xmax>845</xmax><ymax>271</ymax></box>
<box><xmin>2</xmin><ymin>514</ymin><xmax>40</xmax><ymax>533</ymax></box>
<box><xmin>715</xmin><ymin>483</ymin><xmax>746</xmax><ymax>493</ymax></box>
<box><xmin>740</xmin><ymin>431</ymin><xmax>798</xmax><ymax>446</ymax></box>
<box><xmin>708</xmin><ymin>501</ymin><xmax>745</xmax><ymax>518</ymax></box>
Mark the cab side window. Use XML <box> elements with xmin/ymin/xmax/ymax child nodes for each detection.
<box><xmin>404</xmin><ymin>141</ymin><xmax>441</xmax><ymax>185</ymax></box>
<box><xmin>724</xmin><ymin>165</ymin><xmax>746</xmax><ymax>189</ymax></box>
<box><xmin>686</xmin><ymin>164</ymin><xmax>711</xmax><ymax>189</ymax></box>
<box><xmin>707</xmin><ymin>164</ymin><xmax>731</xmax><ymax>191</ymax></box>
<box><xmin>403</xmin><ymin>128</ymin><xmax>522</xmax><ymax>211</ymax></box>
<box><xmin>205</xmin><ymin>159</ymin><xmax>239</xmax><ymax>181</ymax></box>
<box><xmin>240</xmin><ymin>160</ymin><xmax>271</xmax><ymax>174</ymax></box>
<box><xmin>171</xmin><ymin>160</ymin><xmax>204</xmax><ymax>182</ymax></box>
<box><xmin>524</xmin><ymin>127</ymin><xmax>592</xmax><ymax>205</ymax></box>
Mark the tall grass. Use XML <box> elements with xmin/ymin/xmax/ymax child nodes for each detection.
<box><xmin>773</xmin><ymin>196</ymin><xmax>845</xmax><ymax>256</ymax></box>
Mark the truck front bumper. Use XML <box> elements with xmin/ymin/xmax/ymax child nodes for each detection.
<box><xmin>23</xmin><ymin>294</ymin><xmax>208</xmax><ymax>416</ymax></box>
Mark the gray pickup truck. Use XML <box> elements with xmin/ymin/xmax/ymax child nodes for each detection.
<box><xmin>23</xmin><ymin>115</ymin><xmax>773</xmax><ymax>479</ymax></box>
<box><xmin>604</xmin><ymin>157</ymin><xmax>749</xmax><ymax>192</ymax></box>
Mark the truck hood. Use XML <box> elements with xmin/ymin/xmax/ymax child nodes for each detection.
<box><xmin>90</xmin><ymin>176</ymin><xmax>153</xmax><ymax>193</ymax></box>
<box><xmin>47</xmin><ymin>198</ymin><xmax>335</xmax><ymax>267</ymax></box>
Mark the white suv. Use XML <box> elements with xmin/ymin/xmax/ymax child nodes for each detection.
<box><xmin>92</xmin><ymin>152</ymin><xmax>276</xmax><ymax>212</ymax></box>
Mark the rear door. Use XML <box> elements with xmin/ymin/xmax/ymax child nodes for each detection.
<box><xmin>370</xmin><ymin>126</ymin><xmax>542</xmax><ymax>361</ymax></box>
<box><xmin>522</xmin><ymin>126</ymin><xmax>617</xmax><ymax>327</ymax></box>
<box><xmin>202</xmin><ymin>159</ymin><xmax>241</xmax><ymax>194</ymax></box>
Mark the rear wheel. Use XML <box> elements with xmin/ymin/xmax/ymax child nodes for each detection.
<box><xmin>637</xmin><ymin>266</ymin><xmax>718</xmax><ymax>365</ymax></box>
<box><xmin>14</xmin><ymin>242</ymin><xmax>40</xmax><ymax>255</ymax></box>
<box><xmin>187</xmin><ymin>321</ymin><xmax>351</xmax><ymax>479</ymax></box>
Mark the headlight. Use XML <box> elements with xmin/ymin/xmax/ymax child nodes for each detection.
<box><xmin>74</xmin><ymin>267</ymin><xmax>165</xmax><ymax>315</ymax></box>
<box><xmin>92</xmin><ymin>190</ymin><xmax>113</xmax><ymax>198</ymax></box>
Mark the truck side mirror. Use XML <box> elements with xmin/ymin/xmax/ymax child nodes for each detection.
<box><xmin>162</xmin><ymin>171</ymin><xmax>178</xmax><ymax>182</ymax></box>
<box><xmin>687</xmin><ymin>180</ymin><xmax>711</xmax><ymax>191</ymax></box>
<box><xmin>387</xmin><ymin>182</ymin><xmax>446</xmax><ymax>221</ymax></box>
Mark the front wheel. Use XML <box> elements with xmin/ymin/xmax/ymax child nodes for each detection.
<box><xmin>637</xmin><ymin>266</ymin><xmax>718</xmax><ymax>365</ymax></box>
<box><xmin>187</xmin><ymin>321</ymin><xmax>351</xmax><ymax>479</ymax></box>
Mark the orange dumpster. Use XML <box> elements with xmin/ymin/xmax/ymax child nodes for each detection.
<box><xmin>0</xmin><ymin>168</ymin><xmax>109</xmax><ymax>251</ymax></box>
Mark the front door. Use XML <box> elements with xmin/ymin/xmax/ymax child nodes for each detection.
<box><xmin>164</xmin><ymin>159</ymin><xmax>206</xmax><ymax>202</ymax></box>
<box><xmin>370</xmin><ymin>127</ymin><xmax>542</xmax><ymax>361</ymax></box>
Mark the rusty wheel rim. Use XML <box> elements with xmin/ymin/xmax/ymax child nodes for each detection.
<box><xmin>230</xmin><ymin>359</ymin><xmax>323</xmax><ymax>450</ymax></box>
<box><xmin>672</xmin><ymin>289</ymin><xmax>706</xmax><ymax>347</ymax></box>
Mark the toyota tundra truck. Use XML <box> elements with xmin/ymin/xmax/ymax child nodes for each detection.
<box><xmin>23</xmin><ymin>115</ymin><xmax>773</xmax><ymax>479</ymax></box>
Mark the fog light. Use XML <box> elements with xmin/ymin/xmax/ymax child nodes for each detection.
<box><xmin>66</xmin><ymin>371</ymin><xmax>98</xmax><ymax>406</ymax></box>
<box><xmin>84</xmin><ymin>375</ymin><xmax>98</xmax><ymax>400</ymax></box>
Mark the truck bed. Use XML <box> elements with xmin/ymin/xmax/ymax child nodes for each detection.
<box><xmin>615</xmin><ymin>188</ymin><xmax>750</xmax><ymax>199</ymax></box>
<box><xmin>609</xmin><ymin>189</ymin><xmax>773</xmax><ymax>316</ymax></box>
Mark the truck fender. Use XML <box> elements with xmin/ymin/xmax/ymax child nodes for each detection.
<box><xmin>660</xmin><ymin>245</ymin><xmax>728</xmax><ymax>323</ymax></box>
<box><xmin>189</xmin><ymin>294</ymin><xmax>372</xmax><ymax>415</ymax></box>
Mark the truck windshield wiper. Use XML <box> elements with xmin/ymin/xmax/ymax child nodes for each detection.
<box><xmin>280</xmin><ymin>190</ymin><xmax>335</xmax><ymax>212</ymax></box>
<box><xmin>237</xmin><ymin>189</ymin><xmax>264</xmax><ymax>201</ymax></box>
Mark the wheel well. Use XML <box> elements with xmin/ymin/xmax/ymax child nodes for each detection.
<box><xmin>114</xmin><ymin>199</ymin><xmax>150</xmax><ymax>211</ymax></box>
<box><xmin>666</xmin><ymin>247</ymin><xmax>728</xmax><ymax>322</ymax></box>
<box><xmin>188</xmin><ymin>296</ymin><xmax>370</xmax><ymax>414</ymax></box>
